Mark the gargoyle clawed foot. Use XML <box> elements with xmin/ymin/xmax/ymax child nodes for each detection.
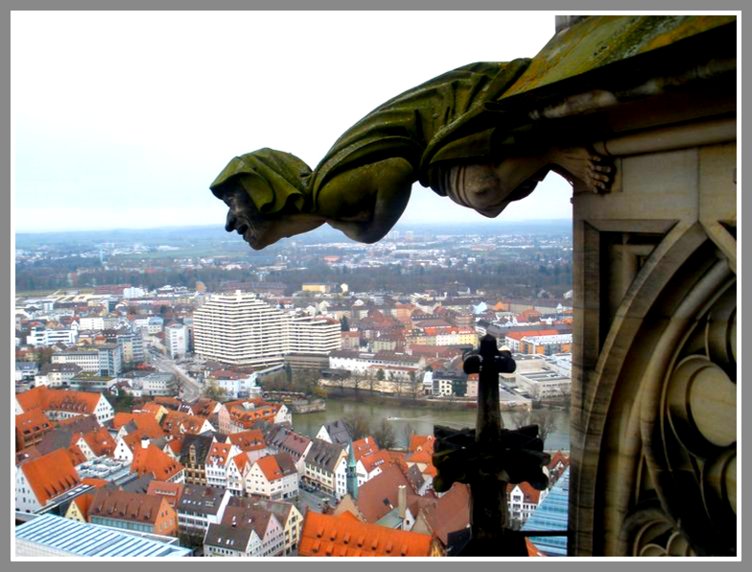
<box><xmin>549</xmin><ymin>146</ymin><xmax>615</xmax><ymax>193</ymax></box>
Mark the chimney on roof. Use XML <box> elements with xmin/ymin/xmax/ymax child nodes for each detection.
<box><xmin>398</xmin><ymin>485</ymin><xmax>407</xmax><ymax>520</ymax></box>
<box><xmin>141</xmin><ymin>438</ymin><xmax>150</xmax><ymax>449</ymax></box>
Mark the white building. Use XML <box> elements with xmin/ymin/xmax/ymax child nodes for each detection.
<box><xmin>515</xmin><ymin>368</ymin><xmax>571</xmax><ymax>400</ymax></box>
<box><xmin>193</xmin><ymin>291</ymin><xmax>289</xmax><ymax>367</ymax></box>
<box><xmin>205</xmin><ymin>442</ymin><xmax>242</xmax><ymax>489</ymax></box>
<box><xmin>137</xmin><ymin>373</ymin><xmax>176</xmax><ymax>397</ymax></box>
<box><xmin>226</xmin><ymin>453</ymin><xmax>251</xmax><ymax>496</ymax></box>
<box><xmin>288</xmin><ymin>315</ymin><xmax>341</xmax><ymax>354</ymax></box>
<box><xmin>246</xmin><ymin>453</ymin><xmax>299</xmax><ymax>500</ymax></box>
<box><xmin>328</xmin><ymin>350</ymin><xmax>423</xmax><ymax>376</ymax></box>
<box><xmin>50</xmin><ymin>345</ymin><xmax>122</xmax><ymax>377</ymax></box>
<box><xmin>166</xmin><ymin>324</ymin><xmax>190</xmax><ymax>359</ymax></box>
<box><xmin>26</xmin><ymin>327</ymin><xmax>77</xmax><ymax>347</ymax></box>
<box><xmin>78</xmin><ymin>316</ymin><xmax>119</xmax><ymax>331</ymax></box>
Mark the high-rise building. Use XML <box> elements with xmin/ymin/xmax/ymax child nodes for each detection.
<box><xmin>192</xmin><ymin>291</ymin><xmax>289</xmax><ymax>367</ymax></box>
<box><xmin>288</xmin><ymin>316</ymin><xmax>341</xmax><ymax>355</ymax></box>
<box><xmin>193</xmin><ymin>292</ymin><xmax>342</xmax><ymax>367</ymax></box>
<box><xmin>166</xmin><ymin>323</ymin><xmax>190</xmax><ymax>359</ymax></box>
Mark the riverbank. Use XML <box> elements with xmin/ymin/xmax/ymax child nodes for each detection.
<box><xmin>290</xmin><ymin>397</ymin><xmax>572</xmax><ymax>452</ymax></box>
<box><xmin>319</xmin><ymin>386</ymin><xmax>479</xmax><ymax>411</ymax></box>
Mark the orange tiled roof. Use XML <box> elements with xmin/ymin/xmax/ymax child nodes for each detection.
<box><xmin>231</xmin><ymin>452</ymin><xmax>249</xmax><ymax>472</ymax></box>
<box><xmin>139</xmin><ymin>402</ymin><xmax>167</xmax><ymax>419</ymax></box>
<box><xmin>81</xmin><ymin>477</ymin><xmax>109</xmax><ymax>489</ymax></box>
<box><xmin>352</xmin><ymin>436</ymin><xmax>380</xmax><ymax>461</ymax></box>
<box><xmin>353</xmin><ymin>464</ymin><xmax>412</xmax><ymax>523</ymax></box>
<box><xmin>227</xmin><ymin>429</ymin><xmax>266</xmax><ymax>452</ymax></box>
<box><xmin>112</xmin><ymin>412</ymin><xmax>136</xmax><ymax>430</ymax></box>
<box><xmin>15</xmin><ymin>409</ymin><xmax>53</xmax><ymax>437</ymax></box>
<box><xmin>408</xmin><ymin>435</ymin><xmax>435</xmax><ymax>454</ymax></box>
<box><xmin>77</xmin><ymin>427</ymin><xmax>117</xmax><ymax>457</ymax></box>
<box><xmin>418</xmin><ymin>482</ymin><xmax>470</xmax><ymax>546</ymax></box>
<box><xmin>146</xmin><ymin>480</ymin><xmax>184</xmax><ymax>507</ymax></box>
<box><xmin>166</xmin><ymin>437</ymin><xmax>183</xmax><ymax>455</ymax></box>
<box><xmin>255</xmin><ymin>454</ymin><xmax>293</xmax><ymax>482</ymax></box>
<box><xmin>66</xmin><ymin>445</ymin><xmax>88</xmax><ymax>466</ymax></box>
<box><xmin>130</xmin><ymin>442</ymin><xmax>184</xmax><ymax>481</ymax></box>
<box><xmin>405</xmin><ymin>450</ymin><xmax>433</xmax><ymax>466</ymax></box>
<box><xmin>359</xmin><ymin>450</ymin><xmax>390</xmax><ymax>475</ymax></box>
<box><xmin>17</xmin><ymin>387</ymin><xmax>102</xmax><ymax>415</ymax></box>
<box><xmin>299</xmin><ymin>511</ymin><xmax>432</xmax><ymax>557</ymax></box>
<box><xmin>207</xmin><ymin>442</ymin><xmax>233</xmax><ymax>467</ymax></box>
<box><xmin>89</xmin><ymin>489</ymin><xmax>169</xmax><ymax>525</ymax></box>
<box><xmin>190</xmin><ymin>397</ymin><xmax>219</xmax><ymax>417</ymax></box>
<box><xmin>128</xmin><ymin>412</ymin><xmax>167</xmax><ymax>439</ymax></box>
<box><xmin>20</xmin><ymin>448</ymin><xmax>81</xmax><ymax>505</ymax></box>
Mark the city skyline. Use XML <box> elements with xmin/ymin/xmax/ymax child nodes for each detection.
<box><xmin>11</xmin><ymin>11</ymin><xmax>569</xmax><ymax>234</ymax></box>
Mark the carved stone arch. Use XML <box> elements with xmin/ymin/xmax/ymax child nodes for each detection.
<box><xmin>571</xmin><ymin>219</ymin><xmax>736</xmax><ymax>556</ymax></box>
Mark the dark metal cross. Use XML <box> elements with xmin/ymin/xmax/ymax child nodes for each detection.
<box><xmin>433</xmin><ymin>334</ymin><xmax>551</xmax><ymax>556</ymax></box>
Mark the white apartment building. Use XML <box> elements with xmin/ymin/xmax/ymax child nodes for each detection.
<box><xmin>193</xmin><ymin>291</ymin><xmax>289</xmax><ymax>367</ymax></box>
<box><xmin>166</xmin><ymin>324</ymin><xmax>190</xmax><ymax>358</ymax></box>
<box><xmin>288</xmin><ymin>316</ymin><xmax>341</xmax><ymax>354</ymax></box>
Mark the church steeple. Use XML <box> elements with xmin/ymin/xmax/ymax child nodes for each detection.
<box><xmin>346</xmin><ymin>439</ymin><xmax>358</xmax><ymax>500</ymax></box>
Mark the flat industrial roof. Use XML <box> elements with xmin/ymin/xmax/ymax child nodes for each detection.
<box><xmin>15</xmin><ymin>514</ymin><xmax>192</xmax><ymax>558</ymax></box>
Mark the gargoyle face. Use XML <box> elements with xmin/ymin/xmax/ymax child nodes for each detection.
<box><xmin>221</xmin><ymin>185</ymin><xmax>279</xmax><ymax>251</ymax></box>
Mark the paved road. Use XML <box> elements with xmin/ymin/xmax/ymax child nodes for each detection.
<box><xmin>145</xmin><ymin>351</ymin><xmax>202</xmax><ymax>402</ymax></box>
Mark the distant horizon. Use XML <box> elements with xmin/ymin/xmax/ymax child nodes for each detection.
<box><xmin>14</xmin><ymin>217</ymin><xmax>574</xmax><ymax>237</ymax></box>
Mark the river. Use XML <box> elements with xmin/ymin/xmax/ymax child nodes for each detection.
<box><xmin>291</xmin><ymin>398</ymin><xmax>570</xmax><ymax>452</ymax></box>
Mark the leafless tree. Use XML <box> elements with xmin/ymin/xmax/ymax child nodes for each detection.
<box><xmin>372</xmin><ymin>418</ymin><xmax>397</xmax><ymax>449</ymax></box>
<box><xmin>342</xmin><ymin>414</ymin><xmax>370</xmax><ymax>441</ymax></box>
<box><xmin>529</xmin><ymin>408</ymin><xmax>558</xmax><ymax>446</ymax></box>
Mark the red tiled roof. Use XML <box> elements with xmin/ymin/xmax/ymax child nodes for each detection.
<box><xmin>89</xmin><ymin>489</ymin><xmax>169</xmax><ymax>525</ymax></box>
<box><xmin>66</xmin><ymin>445</ymin><xmax>88</xmax><ymax>466</ymax></box>
<box><xmin>299</xmin><ymin>511</ymin><xmax>432</xmax><ymax>557</ymax></box>
<box><xmin>112</xmin><ymin>413</ymin><xmax>135</xmax><ymax>430</ymax></box>
<box><xmin>352</xmin><ymin>436</ymin><xmax>380</xmax><ymax>461</ymax></box>
<box><xmin>17</xmin><ymin>387</ymin><xmax>103</xmax><ymax>416</ymax></box>
<box><xmin>146</xmin><ymin>481</ymin><xmax>185</xmax><ymax>507</ymax></box>
<box><xmin>359</xmin><ymin>450</ymin><xmax>390</xmax><ymax>475</ymax></box>
<box><xmin>419</xmin><ymin>482</ymin><xmax>470</xmax><ymax>546</ymax></box>
<box><xmin>15</xmin><ymin>409</ymin><xmax>53</xmax><ymax>436</ymax></box>
<box><xmin>20</xmin><ymin>448</ymin><xmax>81</xmax><ymax>505</ymax></box>
<box><xmin>80</xmin><ymin>477</ymin><xmax>109</xmax><ymax>489</ymax></box>
<box><xmin>255</xmin><ymin>454</ymin><xmax>295</xmax><ymax>482</ymax></box>
<box><xmin>227</xmin><ymin>429</ymin><xmax>266</xmax><ymax>451</ymax></box>
<box><xmin>130</xmin><ymin>442</ymin><xmax>184</xmax><ymax>481</ymax></box>
<box><xmin>207</xmin><ymin>442</ymin><xmax>233</xmax><ymax>466</ymax></box>
<box><xmin>407</xmin><ymin>435</ymin><xmax>436</xmax><ymax>454</ymax></box>
<box><xmin>231</xmin><ymin>452</ymin><xmax>249</xmax><ymax>472</ymax></box>
<box><xmin>353</xmin><ymin>464</ymin><xmax>412</xmax><ymax>523</ymax></box>
<box><xmin>405</xmin><ymin>450</ymin><xmax>433</xmax><ymax>466</ymax></box>
<box><xmin>77</xmin><ymin>427</ymin><xmax>117</xmax><ymax>457</ymax></box>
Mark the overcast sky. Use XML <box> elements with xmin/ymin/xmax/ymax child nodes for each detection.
<box><xmin>11</xmin><ymin>11</ymin><xmax>573</xmax><ymax>234</ymax></box>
